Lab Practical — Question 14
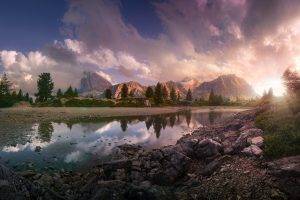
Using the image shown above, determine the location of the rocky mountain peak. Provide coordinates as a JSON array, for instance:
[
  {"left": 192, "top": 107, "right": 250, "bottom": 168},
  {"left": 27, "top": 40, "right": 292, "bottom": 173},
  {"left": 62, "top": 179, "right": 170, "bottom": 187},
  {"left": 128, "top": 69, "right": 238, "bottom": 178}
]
[{"left": 79, "top": 71, "right": 112, "bottom": 94}]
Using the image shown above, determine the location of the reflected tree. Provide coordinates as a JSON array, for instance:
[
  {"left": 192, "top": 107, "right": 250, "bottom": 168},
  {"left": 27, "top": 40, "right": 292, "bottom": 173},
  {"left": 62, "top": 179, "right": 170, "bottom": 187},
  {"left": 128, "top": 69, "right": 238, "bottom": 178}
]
[
  {"left": 162, "top": 117, "right": 167, "bottom": 129},
  {"left": 145, "top": 117, "right": 153, "bottom": 130},
  {"left": 153, "top": 117, "right": 163, "bottom": 138},
  {"left": 66, "top": 122, "right": 73, "bottom": 130},
  {"left": 185, "top": 111, "right": 192, "bottom": 127},
  {"left": 120, "top": 119, "right": 128, "bottom": 132},
  {"left": 38, "top": 122, "right": 54, "bottom": 142},
  {"left": 169, "top": 115, "right": 176, "bottom": 127}
]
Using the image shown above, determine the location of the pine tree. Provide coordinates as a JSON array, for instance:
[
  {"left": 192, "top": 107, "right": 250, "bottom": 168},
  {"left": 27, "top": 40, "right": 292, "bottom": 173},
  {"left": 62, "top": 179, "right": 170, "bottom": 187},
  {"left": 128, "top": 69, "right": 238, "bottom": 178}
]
[
  {"left": 56, "top": 89, "right": 63, "bottom": 98},
  {"left": 208, "top": 89, "right": 215, "bottom": 106},
  {"left": 145, "top": 86, "right": 154, "bottom": 98},
  {"left": 154, "top": 82, "right": 163, "bottom": 105},
  {"left": 267, "top": 88, "right": 273, "bottom": 98},
  {"left": 170, "top": 87, "right": 177, "bottom": 102},
  {"left": 121, "top": 84, "right": 128, "bottom": 99},
  {"left": 186, "top": 88, "right": 192, "bottom": 101},
  {"left": 162, "top": 86, "right": 168, "bottom": 100},
  {"left": 64, "top": 86, "right": 74, "bottom": 97},
  {"left": 35, "top": 73, "right": 54, "bottom": 102},
  {"left": 177, "top": 92, "right": 181, "bottom": 102},
  {"left": 11, "top": 91, "right": 17, "bottom": 100},
  {"left": 74, "top": 88, "right": 79, "bottom": 97},
  {"left": 0, "top": 73, "right": 11, "bottom": 96},
  {"left": 104, "top": 88, "right": 112, "bottom": 99},
  {"left": 25, "top": 93, "right": 30, "bottom": 101},
  {"left": 17, "top": 89, "right": 23, "bottom": 101}
]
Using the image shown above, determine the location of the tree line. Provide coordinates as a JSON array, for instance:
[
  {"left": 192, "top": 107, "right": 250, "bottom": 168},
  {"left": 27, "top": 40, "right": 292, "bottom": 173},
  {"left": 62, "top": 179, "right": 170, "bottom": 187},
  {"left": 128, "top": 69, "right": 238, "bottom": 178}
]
[
  {"left": 0, "top": 73, "right": 33, "bottom": 107},
  {"left": 104, "top": 82, "right": 194, "bottom": 105}
]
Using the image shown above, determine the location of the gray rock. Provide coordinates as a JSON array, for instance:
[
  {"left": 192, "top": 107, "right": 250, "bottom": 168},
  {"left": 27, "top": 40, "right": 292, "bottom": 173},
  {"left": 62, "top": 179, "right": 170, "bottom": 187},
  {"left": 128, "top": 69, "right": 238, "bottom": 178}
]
[
  {"left": 194, "top": 139, "right": 223, "bottom": 159},
  {"left": 241, "top": 145, "right": 263, "bottom": 157},
  {"left": 247, "top": 136, "right": 264, "bottom": 147},
  {"left": 233, "top": 128, "right": 263, "bottom": 151}
]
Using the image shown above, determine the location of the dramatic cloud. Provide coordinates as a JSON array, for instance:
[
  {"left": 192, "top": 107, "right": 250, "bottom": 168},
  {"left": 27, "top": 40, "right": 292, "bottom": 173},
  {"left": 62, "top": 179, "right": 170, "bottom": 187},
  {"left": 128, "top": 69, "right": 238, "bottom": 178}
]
[{"left": 1, "top": 0, "right": 300, "bottom": 95}]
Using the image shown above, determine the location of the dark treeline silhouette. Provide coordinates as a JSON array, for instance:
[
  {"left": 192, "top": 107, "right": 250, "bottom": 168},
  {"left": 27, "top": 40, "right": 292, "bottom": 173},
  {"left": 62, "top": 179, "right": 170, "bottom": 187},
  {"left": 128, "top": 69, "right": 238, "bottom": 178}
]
[{"left": 0, "top": 73, "right": 33, "bottom": 107}]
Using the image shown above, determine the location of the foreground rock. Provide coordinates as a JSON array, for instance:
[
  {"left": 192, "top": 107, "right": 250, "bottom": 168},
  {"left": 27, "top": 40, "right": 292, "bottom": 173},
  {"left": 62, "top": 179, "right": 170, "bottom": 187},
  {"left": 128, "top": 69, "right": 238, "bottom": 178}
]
[{"left": 0, "top": 164, "right": 64, "bottom": 200}]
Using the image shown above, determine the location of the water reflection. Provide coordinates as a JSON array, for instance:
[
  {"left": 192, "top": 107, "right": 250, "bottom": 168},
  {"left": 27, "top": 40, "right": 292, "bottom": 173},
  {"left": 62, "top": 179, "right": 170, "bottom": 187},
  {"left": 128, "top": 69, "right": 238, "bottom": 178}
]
[
  {"left": 0, "top": 109, "right": 239, "bottom": 172},
  {"left": 37, "top": 122, "right": 54, "bottom": 142}
]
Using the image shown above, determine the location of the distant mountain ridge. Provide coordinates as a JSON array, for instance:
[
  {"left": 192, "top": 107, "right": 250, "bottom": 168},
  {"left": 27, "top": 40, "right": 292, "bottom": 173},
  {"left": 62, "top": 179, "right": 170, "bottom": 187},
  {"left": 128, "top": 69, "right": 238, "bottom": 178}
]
[
  {"left": 79, "top": 72, "right": 256, "bottom": 99},
  {"left": 194, "top": 74, "right": 256, "bottom": 99}
]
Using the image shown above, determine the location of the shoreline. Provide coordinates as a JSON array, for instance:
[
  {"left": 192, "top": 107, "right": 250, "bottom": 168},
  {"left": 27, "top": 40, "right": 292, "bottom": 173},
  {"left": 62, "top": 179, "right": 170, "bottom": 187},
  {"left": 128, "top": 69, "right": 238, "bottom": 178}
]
[{"left": 0, "top": 106, "right": 249, "bottom": 124}]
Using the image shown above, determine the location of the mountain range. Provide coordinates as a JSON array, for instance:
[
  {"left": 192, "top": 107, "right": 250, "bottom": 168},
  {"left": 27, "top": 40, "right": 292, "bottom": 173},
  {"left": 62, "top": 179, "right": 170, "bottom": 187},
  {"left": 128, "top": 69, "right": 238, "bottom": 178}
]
[{"left": 79, "top": 72, "right": 256, "bottom": 99}]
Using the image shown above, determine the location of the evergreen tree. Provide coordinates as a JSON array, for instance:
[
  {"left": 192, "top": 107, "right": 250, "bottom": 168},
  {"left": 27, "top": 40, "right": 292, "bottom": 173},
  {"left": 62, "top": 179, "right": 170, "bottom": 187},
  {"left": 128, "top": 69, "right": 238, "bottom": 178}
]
[
  {"left": 170, "top": 87, "right": 177, "bottom": 102},
  {"left": 208, "top": 90, "right": 215, "bottom": 106},
  {"left": 145, "top": 86, "right": 154, "bottom": 98},
  {"left": 186, "top": 88, "right": 192, "bottom": 101},
  {"left": 17, "top": 89, "right": 23, "bottom": 101},
  {"left": 64, "top": 86, "right": 74, "bottom": 97},
  {"left": 74, "top": 88, "right": 79, "bottom": 97},
  {"left": 177, "top": 92, "right": 181, "bottom": 102},
  {"left": 154, "top": 82, "right": 163, "bottom": 105},
  {"left": 11, "top": 91, "right": 17, "bottom": 99},
  {"left": 56, "top": 89, "right": 63, "bottom": 98},
  {"left": 0, "top": 73, "right": 11, "bottom": 96},
  {"left": 162, "top": 86, "right": 168, "bottom": 100},
  {"left": 268, "top": 88, "right": 273, "bottom": 98},
  {"left": 104, "top": 88, "right": 112, "bottom": 99},
  {"left": 25, "top": 93, "right": 30, "bottom": 101},
  {"left": 35, "top": 73, "right": 54, "bottom": 102},
  {"left": 121, "top": 84, "right": 128, "bottom": 99}
]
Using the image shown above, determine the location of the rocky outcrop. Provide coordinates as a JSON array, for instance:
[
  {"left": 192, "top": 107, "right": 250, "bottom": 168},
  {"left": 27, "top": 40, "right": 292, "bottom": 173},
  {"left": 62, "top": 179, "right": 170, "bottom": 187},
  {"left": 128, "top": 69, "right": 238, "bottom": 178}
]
[{"left": 0, "top": 164, "right": 63, "bottom": 200}]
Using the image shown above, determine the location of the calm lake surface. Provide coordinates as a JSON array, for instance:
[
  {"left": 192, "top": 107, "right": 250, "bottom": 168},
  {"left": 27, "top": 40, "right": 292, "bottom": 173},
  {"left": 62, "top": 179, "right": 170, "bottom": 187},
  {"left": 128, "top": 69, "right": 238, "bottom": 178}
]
[{"left": 0, "top": 109, "right": 242, "bottom": 172}]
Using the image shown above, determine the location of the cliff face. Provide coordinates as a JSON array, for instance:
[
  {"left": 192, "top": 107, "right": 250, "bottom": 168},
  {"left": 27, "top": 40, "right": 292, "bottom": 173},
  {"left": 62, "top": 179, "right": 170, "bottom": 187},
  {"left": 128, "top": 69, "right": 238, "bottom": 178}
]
[
  {"left": 194, "top": 74, "right": 256, "bottom": 99},
  {"left": 111, "top": 81, "right": 147, "bottom": 99},
  {"left": 79, "top": 71, "right": 112, "bottom": 94}
]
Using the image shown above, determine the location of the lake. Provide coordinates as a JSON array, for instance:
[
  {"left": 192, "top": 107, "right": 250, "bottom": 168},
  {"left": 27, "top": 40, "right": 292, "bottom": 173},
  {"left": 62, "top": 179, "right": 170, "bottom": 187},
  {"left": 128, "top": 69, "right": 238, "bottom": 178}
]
[{"left": 0, "top": 109, "right": 241, "bottom": 172}]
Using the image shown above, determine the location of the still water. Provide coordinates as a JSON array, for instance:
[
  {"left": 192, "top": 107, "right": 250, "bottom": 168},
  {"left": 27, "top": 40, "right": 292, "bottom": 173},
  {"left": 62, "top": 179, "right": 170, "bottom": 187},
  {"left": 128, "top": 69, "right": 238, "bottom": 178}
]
[{"left": 0, "top": 109, "right": 240, "bottom": 172}]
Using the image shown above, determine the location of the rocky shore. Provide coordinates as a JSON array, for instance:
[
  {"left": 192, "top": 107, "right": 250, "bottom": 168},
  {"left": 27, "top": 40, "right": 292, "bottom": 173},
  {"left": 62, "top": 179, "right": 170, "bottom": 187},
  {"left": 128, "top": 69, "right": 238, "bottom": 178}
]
[{"left": 1, "top": 108, "right": 299, "bottom": 200}]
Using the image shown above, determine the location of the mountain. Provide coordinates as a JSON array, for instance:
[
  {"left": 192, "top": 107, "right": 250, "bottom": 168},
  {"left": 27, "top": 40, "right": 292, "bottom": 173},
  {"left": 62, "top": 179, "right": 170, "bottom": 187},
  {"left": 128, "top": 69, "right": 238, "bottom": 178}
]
[
  {"left": 111, "top": 81, "right": 147, "bottom": 99},
  {"left": 179, "top": 77, "right": 200, "bottom": 91},
  {"left": 79, "top": 72, "right": 112, "bottom": 95},
  {"left": 194, "top": 74, "right": 256, "bottom": 99}
]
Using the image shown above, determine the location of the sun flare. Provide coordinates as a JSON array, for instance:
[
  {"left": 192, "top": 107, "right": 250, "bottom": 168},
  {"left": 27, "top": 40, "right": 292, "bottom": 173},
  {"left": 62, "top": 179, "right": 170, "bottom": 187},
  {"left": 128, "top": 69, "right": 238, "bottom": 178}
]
[{"left": 255, "top": 77, "right": 286, "bottom": 97}]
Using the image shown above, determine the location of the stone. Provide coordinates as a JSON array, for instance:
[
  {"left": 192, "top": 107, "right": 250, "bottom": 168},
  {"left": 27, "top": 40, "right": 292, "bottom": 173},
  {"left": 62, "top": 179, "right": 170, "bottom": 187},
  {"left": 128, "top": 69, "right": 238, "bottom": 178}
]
[
  {"left": 233, "top": 128, "right": 263, "bottom": 151},
  {"left": 202, "top": 159, "right": 221, "bottom": 176},
  {"left": 194, "top": 139, "right": 223, "bottom": 159},
  {"left": 34, "top": 146, "right": 42, "bottom": 152},
  {"left": 241, "top": 145, "right": 263, "bottom": 157},
  {"left": 247, "top": 136, "right": 264, "bottom": 147}
]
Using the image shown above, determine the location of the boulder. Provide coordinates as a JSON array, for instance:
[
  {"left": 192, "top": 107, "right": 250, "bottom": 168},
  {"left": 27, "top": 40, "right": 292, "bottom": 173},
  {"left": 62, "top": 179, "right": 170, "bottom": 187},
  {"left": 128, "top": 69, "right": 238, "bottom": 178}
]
[
  {"left": 0, "top": 164, "right": 63, "bottom": 200},
  {"left": 194, "top": 139, "right": 223, "bottom": 160},
  {"left": 233, "top": 128, "right": 263, "bottom": 151},
  {"left": 247, "top": 136, "right": 264, "bottom": 148},
  {"left": 241, "top": 145, "right": 263, "bottom": 157}
]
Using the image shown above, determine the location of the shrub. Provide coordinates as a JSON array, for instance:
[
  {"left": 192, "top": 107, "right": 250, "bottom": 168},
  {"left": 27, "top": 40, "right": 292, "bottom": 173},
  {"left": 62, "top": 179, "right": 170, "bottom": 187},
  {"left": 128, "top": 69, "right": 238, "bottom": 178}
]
[
  {"left": 65, "top": 98, "right": 115, "bottom": 107},
  {"left": 255, "top": 109, "right": 300, "bottom": 158}
]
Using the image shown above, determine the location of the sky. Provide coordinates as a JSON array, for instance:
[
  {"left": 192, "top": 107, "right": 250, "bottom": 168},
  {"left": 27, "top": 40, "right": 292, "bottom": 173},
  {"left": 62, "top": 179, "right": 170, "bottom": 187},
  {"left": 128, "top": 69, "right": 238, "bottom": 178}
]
[{"left": 1, "top": 0, "right": 300, "bottom": 96}]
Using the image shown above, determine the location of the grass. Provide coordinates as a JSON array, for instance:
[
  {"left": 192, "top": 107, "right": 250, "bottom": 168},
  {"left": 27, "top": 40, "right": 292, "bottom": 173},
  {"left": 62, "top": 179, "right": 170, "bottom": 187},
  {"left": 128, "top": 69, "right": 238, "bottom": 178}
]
[{"left": 255, "top": 102, "right": 300, "bottom": 158}]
